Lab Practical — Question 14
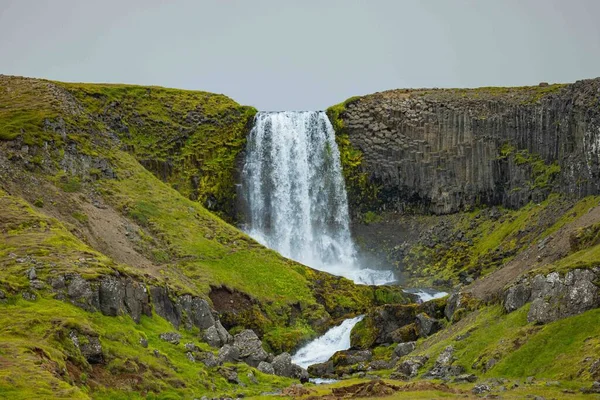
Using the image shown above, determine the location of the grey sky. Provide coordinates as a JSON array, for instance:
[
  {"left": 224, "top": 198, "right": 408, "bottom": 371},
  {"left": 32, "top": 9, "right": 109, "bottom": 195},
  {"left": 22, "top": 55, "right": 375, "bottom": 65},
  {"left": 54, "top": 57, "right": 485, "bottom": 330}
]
[{"left": 1, "top": 0, "right": 599, "bottom": 110}]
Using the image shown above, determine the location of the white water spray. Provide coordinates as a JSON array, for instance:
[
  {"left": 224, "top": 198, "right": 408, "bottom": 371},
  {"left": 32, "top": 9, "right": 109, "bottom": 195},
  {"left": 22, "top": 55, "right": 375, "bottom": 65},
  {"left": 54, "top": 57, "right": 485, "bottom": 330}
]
[
  {"left": 292, "top": 315, "right": 364, "bottom": 369},
  {"left": 241, "top": 111, "right": 393, "bottom": 285}
]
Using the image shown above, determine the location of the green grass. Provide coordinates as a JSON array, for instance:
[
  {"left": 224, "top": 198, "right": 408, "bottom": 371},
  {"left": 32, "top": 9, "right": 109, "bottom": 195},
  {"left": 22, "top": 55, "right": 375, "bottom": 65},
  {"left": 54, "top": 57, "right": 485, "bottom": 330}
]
[
  {"left": 0, "top": 189, "right": 114, "bottom": 291},
  {"left": 0, "top": 296, "right": 295, "bottom": 400},
  {"left": 59, "top": 81, "right": 257, "bottom": 221},
  {"left": 0, "top": 76, "right": 62, "bottom": 145},
  {"left": 415, "top": 305, "right": 600, "bottom": 382},
  {"left": 100, "top": 150, "right": 315, "bottom": 304}
]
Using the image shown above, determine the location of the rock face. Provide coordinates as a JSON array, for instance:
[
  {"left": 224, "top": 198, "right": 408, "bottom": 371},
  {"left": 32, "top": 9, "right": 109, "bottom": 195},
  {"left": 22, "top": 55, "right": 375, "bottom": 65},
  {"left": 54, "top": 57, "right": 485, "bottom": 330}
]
[
  {"left": 50, "top": 273, "right": 232, "bottom": 342},
  {"left": 503, "top": 268, "right": 600, "bottom": 323},
  {"left": 334, "top": 79, "right": 600, "bottom": 215}
]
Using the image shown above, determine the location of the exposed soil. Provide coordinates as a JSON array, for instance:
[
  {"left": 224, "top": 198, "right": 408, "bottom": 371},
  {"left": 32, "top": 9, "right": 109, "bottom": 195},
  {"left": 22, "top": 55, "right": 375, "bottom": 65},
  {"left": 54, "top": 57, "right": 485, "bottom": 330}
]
[
  {"left": 468, "top": 201, "right": 600, "bottom": 301},
  {"left": 78, "top": 200, "right": 155, "bottom": 271},
  {"left": 209, "top": 285, "right": 255, "bottom": 313}
]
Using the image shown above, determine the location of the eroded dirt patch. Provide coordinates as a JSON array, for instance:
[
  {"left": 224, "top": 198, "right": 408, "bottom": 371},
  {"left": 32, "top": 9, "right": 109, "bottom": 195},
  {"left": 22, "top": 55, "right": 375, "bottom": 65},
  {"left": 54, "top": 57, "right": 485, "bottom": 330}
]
[{"left": 209, "top": 285, "right": 254, "bottom": 313}]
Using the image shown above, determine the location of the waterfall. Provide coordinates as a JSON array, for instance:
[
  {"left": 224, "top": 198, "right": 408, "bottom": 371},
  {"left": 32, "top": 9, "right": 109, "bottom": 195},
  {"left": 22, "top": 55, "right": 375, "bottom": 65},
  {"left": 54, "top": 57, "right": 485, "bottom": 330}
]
[
  {"left": 292, "top": 315, "right": 364, "bottom": 369},
  {"left": 241, "top": 111, "right": 394, "bottom": 285}
]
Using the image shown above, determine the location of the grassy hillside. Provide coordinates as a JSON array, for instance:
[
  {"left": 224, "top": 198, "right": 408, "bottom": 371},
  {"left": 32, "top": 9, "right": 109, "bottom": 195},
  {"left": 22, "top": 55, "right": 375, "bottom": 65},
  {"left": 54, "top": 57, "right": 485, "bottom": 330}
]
[{"left": 0, "top": 75, "right": 413, "bottom": 398}]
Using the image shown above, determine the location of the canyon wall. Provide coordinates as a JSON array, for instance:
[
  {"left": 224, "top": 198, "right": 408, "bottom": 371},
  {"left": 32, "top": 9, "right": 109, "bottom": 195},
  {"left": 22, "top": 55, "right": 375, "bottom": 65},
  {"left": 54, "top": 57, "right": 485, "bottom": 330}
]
[{"left": 333, "top": 79, "right": 600, "bottom": 215}]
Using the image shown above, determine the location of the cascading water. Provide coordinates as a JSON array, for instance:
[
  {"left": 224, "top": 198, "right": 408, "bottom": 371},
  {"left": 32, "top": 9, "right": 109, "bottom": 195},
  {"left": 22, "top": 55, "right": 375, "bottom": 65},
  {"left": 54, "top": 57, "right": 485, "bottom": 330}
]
[
  {"left": 241, "top": 111, "right": 393, "bottom": 285},
  {"left": 292, "top": 315, "right": 364, "bottom": 369}
]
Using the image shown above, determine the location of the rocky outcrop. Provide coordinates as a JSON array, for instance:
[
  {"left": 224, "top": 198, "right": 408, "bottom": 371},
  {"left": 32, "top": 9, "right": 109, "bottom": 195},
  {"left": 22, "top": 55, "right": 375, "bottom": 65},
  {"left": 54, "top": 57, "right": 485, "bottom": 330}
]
[
  {"left": 503, "top": 268, "right": 600, "bottom": 323},
  {"left": 50, "top": 273, "right": 235, "bottom": 347},
  {"left": 333, "top": 79, "right": 600, "bottom": 216},
  {"left": 423, "top": 346, "right": 465, "bottom": 380},
  {"left": 351, "top": 299, "right": 446, "bottom": 348},
  {"left": 393, "top": 356, "right": 429, "bottom": 379},
  {"left": 69, "top": 330, "right": 103, "bottom": 364},
  {"left": 216, "top": 331, "right": 308, "bottom": 381}
]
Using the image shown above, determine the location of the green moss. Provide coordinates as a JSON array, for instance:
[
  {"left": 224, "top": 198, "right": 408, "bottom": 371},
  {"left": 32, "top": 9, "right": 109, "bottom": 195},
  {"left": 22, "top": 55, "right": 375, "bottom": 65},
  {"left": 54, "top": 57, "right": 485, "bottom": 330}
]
[
  {"left": 350, "top": 318, "right": 378, "bottom": 349},
  {"left": 0, "top": 296, "right": 296, "bottom": 399},
  {"left": 59, "top": 81, "right": 257, "bottom": 222},
  {"left": 71, "top": 211, "right": 88, "bottom": 223},
  {"left": 60, "top": 177, "right": 82, "bottom": 193},
  {"left": 326, "top": 97, "right": 380, "bottom": 216},
  {"left": 0, "top": 76, "right": 62, "bottom": 144}
]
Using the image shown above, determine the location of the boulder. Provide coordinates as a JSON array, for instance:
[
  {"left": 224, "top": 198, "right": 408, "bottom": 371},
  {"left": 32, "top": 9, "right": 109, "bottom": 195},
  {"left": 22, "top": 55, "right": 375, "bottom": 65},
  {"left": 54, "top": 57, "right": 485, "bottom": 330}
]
[
  {"left": 257, "top": 361, "right": 275, "bottom": 375},
  {"left": 527, "top": 269, "right": 600, "bottom": 324},
  {"left": 444, "top": 293, "right": 460, "bottom": 321},
  {"left": 394, "top": 341, "right": 416, "bottom": 358},
  {"left": 415, "top": 313, "right": 441, "bottom": 337},
  {"left": 150, "top": 286, "right": 181, "bottom": 328},
  {"left": 395, "top": 356, "right": 429, "bottom": 378},
  {"left": 233, "top": 329, "right": 269, "bottom": 367},
  {"left": 271, "top": 352, "right": 309, "bottom": 381},
  {"left": 204, "top": 320, "right": 232, "bottom": 348},
  {"left": 423, "top": 346, "right": 464, "bottom": 379},
  {"left": 333, "top": 349, "right": 373, "bottom": 366},
  {"left": 217, "top": 344, "right": 240, "bottom": 364},
  {"left": 308, "top": 361, "right": 334, "bottom": 377},
  {"left": 26, "top": 267, "right": 37, "bottom": 280},
  {"left": 177, "top": 295, "right": 215, "bottom": 330},
  {"left": 67, "top": 274, "right": 99, "bottom": 311},
  {"left": 198, "top": 352, "right": 219, "bottom": 368},
  {"left": 472, "top": 384, "right": 491, "bottom": 394},
  {"left": 159, "top": 332, "right": 182, "bottom": 345}
]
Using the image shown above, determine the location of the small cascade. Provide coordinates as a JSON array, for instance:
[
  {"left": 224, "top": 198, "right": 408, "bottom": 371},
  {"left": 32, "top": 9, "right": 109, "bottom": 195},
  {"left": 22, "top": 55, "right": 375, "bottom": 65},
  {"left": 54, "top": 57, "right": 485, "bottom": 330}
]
[
  {"left": 292, "top": 315, "right": 364, "bottom": 369},
  {"left": 404, "top": 288, "right": 448, "bottom": 303},
  {"left": 241, "top": 111, "right": 393, "bottom": 285}
]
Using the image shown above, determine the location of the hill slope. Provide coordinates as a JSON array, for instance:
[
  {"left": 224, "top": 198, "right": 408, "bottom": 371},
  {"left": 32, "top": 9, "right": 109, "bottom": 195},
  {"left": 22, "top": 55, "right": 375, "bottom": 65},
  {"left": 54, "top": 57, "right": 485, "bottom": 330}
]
[{"left": 0, "top": 75, "right": 410, "bottom": 399}]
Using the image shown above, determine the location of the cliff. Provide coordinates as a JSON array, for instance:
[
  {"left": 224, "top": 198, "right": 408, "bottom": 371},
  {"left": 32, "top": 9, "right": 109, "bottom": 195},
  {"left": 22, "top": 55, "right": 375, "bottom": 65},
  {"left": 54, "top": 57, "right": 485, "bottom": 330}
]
[{"left": 330, "top": 79, "right": 600, "bottom": 215}]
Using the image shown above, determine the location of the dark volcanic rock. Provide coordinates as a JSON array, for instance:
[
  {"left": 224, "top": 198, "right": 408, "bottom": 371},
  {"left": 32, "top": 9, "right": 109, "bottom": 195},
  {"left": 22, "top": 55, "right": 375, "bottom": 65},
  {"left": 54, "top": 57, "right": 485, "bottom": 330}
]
[
  {"left": 271, "top": 352, "right": 309, "bottom": 381},
  {"left": 257, "top": 361, "right": 275, "bottom": 374},
  {"left": 336, "top": 79, "right": 600, "bottom": 215},
  {"left": 308, "top": 360, "right": 334, "bottom": 377},
  {"left": 394, "top": 341, "right": 416, "bottom": 358},
  {"left": 415, "top": 313, "right": 441, "bottom": 337},
  {"left": 150, "top": 286, "right": 181, "bottom": 328},
  {"left": 333, "top": 349, "right": 373, "bottom": 366},
  {"left": 217, "top": 344, "right": 240, "bottom": 364},
  {"left": 504, "top": 281, "right": 532, "bottom": 312}
]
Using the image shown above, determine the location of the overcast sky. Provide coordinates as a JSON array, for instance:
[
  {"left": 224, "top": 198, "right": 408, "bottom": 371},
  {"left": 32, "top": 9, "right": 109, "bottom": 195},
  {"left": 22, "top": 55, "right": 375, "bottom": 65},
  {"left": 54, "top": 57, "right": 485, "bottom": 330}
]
[{"left": 1, "top": 0, "right": 599, "bottom": 110}]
